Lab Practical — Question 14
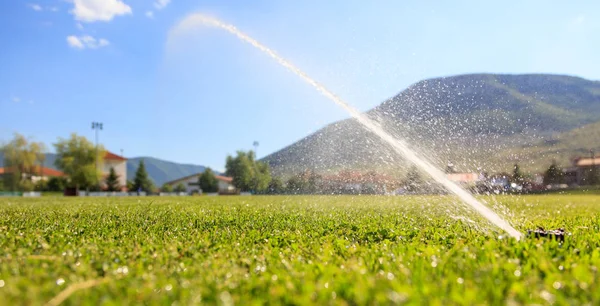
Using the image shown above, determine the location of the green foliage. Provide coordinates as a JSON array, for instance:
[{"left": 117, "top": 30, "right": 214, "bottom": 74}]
[
  {"left": 2, "top": 195, "right": 600, "bottom": 304},
  {"left": 46, "top": 177, "right": 67, "bottom": 192},
  {"left": 126, "top": 180, "right": 134, "bottom": 191},
  {"left": 54, "top": 133, "right": 103, "bottom": 190},
  {"left": 267, "top": 177, "right": 284, "bottom": 194},
  {"left": 0, "top": 178, "right": 3, "bottom": 191},
  {"left": 105, "top": 167, "right": 121, "bottom": 192},
  {"left": 161, "top": 183, "right": 173, "bottom": 193},
  {"left": 543, "top": 161, "right": 564, "bottom": 185},
  {"left": 198, "top": 168, "right": 219, "bottom": 193},
  {"left": 174, "top": 183, "right": 186, "bottom": 193},
  {"left": 2, "top": 133, "right": 46, "bottom": 191},
  {"left": 286, "top": 174, "right": 308, "bottom": 194},
  {"left": 225, "top": 151, "right": 271, "bottom": 192},
  {"left": 132, "top": 160, "right": 154, "bottom": 193}
]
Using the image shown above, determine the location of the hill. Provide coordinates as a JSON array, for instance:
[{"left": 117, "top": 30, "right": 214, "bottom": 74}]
[
  {"left": 262, "top": 73, "right": 600, "bottom": 176},
  {"left": 126, "top": 157, "right": 209, "bottom": 186},
  {"left": 0, "top": 153, "right": 209, "bottom": 186}
]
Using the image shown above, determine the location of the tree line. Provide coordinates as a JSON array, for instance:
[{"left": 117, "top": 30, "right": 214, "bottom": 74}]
[{"left": 0, "top": 133, "right": 155, "bottom": 193}]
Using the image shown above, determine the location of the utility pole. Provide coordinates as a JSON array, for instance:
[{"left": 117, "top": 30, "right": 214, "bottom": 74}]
[{"left": 92, "top": 122, "right": 103, "bottom": 173}]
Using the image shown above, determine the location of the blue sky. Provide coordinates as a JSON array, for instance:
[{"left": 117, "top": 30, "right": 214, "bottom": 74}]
[{"left": 1, "top": 0, "right": 599, "bottom": 171}]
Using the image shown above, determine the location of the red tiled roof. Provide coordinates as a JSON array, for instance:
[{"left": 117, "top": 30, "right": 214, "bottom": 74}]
[
  {"left": 0, "top": 166, "right": 65, "bottom": 177},
  {"left": 215, "top": 175, "right": 233, "bottom": 183},
  {"left": 104, "top": 151, "right": 127, "bottom": 161}
]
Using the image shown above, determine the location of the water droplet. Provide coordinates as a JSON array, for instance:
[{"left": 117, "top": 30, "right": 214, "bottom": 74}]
[
  {"left": 457, "top": 277, "right": 464, "bottom": 284},
  {"left": 431, "top": 261, "right": 438, "bottom": 268},
  {"left": 271, "top": 275, "right": 278, "bottom": 281},
  {"left": 56, "top": 278, "right": 65, "bottom": 286},
  {"left": 0, "top": 280, "right": 5, "bottom": 288},
  {"left": 165, "top": 284, "right": 173, "bottom": 291},
  {"left": 559, "top": 265, "right": 564, "bottom": 271},
  {"left": 324, "top": 282, "right": 329, "bottom": 288},
  {"left": 387, "top": 272, "right": 395, "bottom": 280},
  {"left": 553, "top": 282, "right": 562, "bottom": 289},
  {"left": 514, "top": 270, "right": 521, "bottom": 277}
]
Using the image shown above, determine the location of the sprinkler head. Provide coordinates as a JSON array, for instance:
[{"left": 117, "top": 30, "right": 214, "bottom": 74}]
[{"left": 527, "top": 227, "right": 566, "bottom": 242}]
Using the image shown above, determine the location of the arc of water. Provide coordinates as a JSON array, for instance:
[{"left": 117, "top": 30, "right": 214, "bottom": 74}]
[{"left": 171, "top": 14, "right": 522, "bottom": 240}]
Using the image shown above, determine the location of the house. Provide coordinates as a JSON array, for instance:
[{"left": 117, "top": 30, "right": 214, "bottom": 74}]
[
  {"left": 164, "top": 172, "right": 235, "bottom": 194},
  {"left": 565, "top": 156, "right": 600, "bottom": 185},
  {"left": 446, "top": 172, "right": 481, "bottom": 185},
  {"left": 102, "top": 151, "right": 127, "bottom": 190},
  {"left": 0, "top": 166, "right": 65, "bottom": 182}
]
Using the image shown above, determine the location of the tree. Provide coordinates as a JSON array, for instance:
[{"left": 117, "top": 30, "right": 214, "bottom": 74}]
[
  {"left": 199, "top": 168, "right": 219, "bottom": 193},
  {"left": 543, "top": 161, "right": 564, "bottom": 185},
  {"left": 2, "top": 133, "right": 46, "bottom": 191},
  {"left": 126, "top": 180, "right": 134, "bottom": 191},
  {"left": 267, "top": 177, "right": 284, "bottom": 194},
  {"left": 225, "top": 151, "right": 271, "bottom": 192},
  {"left": 105, "top": 167, "right": 121, "bottom": 191},
  {"left": 161, "top": 184, "right": 173, "bottom": 193},
  {"left": 132, "top": 160, "right": 154, "bottom": 193},
  {"left": 286, "top": 174, "right": 308, "bottom": 194},
  {"left": 174, "top": 183, "right": 186, "bottom": 193},
  {"left": 512, "top": 164, "right": 524, "bottom": 184},
  {"left": 54, "top": 133, "right": 103, "bottom": 190}
]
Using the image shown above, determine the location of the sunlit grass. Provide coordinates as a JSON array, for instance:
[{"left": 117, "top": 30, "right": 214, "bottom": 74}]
[{"left": 1, "top": 195, "right": 599, "bottom": 304}]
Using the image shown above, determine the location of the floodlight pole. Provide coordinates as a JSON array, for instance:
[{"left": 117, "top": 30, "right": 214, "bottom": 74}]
[{"left": 92, "top": 122, "right": 103, "bottom": 173}]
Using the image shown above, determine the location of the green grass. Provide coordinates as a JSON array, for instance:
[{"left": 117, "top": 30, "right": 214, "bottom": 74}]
[{"left": 1, "top": 195, "right": 600, "bottom": 305}]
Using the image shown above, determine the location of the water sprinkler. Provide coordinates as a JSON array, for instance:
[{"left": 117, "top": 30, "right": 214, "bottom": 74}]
[{"left": 527, "top": 227, "right": 566, "bottom": 242}]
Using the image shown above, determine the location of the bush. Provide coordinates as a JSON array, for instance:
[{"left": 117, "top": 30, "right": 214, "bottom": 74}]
[
  {"left": 46, "top": 177, "right": 67, "bottom": 192},
  {"left": 161, "top": 184, "right": 173, "bottom": 193}
]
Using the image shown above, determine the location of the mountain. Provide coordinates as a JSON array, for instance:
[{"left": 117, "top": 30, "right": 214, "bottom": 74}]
[
  {"left": 126, "top": 157, "right": 209, "bottom": 186},
  {"left": 262, "top": 74, "right": 600, "bottom": 176},
  {"left": 0, "top": 153, "right": 209, "bottom": 186}
]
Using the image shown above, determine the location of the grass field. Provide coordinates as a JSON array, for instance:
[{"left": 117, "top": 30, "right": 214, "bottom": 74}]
[{"left": 1, "top": 195, "right": 600, "bottom": 305}]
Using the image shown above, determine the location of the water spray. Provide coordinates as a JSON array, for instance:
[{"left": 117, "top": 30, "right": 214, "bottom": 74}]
[{"left": 169, "top": 14, "right": 523, "bottom": 240}]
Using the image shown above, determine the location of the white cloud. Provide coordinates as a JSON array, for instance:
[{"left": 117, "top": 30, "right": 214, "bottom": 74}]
[
  {"left": 28, "top": 3, "right": 43, "bottom": 11},
  {"left": 67, "top": 35, "right": 110, "bottom": 50},
  {"left": 154, "top": 0, "right": 171, "bottom": 10},
  {"left": 67, "top": 36, "right": 85, "bottom": 49},
  {"left": 48, "top": 7, "right": 59, "bottom": 12},
  {"left": 76, "top": 23, "right": 84, "bottom": 30},
  {"left": 145, "top": 11, "right": 154, "bottom": 19},
  {"left": 11, "top": 96, "right": 21, "bottom": 103},
  {"left": 71, "top": 0, "right": 132, "bottom": 23}
]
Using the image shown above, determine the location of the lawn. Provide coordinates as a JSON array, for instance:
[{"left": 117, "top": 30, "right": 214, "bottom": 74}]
[{"left": 1, "top": 195, "right": 599, "bottom": 305}]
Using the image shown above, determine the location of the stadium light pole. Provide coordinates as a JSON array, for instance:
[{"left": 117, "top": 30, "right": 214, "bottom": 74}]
[{"left": 92, "top": 122, "right": 103, "bottom": 173}]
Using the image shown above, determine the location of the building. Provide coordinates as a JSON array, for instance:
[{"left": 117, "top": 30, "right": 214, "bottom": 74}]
[
  {"left": 446, "top": 172, "right": 481, "bottom": 185},
  {"left": 564, "top": 156, "right": 600, "bottom": 186},
  {"left": 102, "top": 151, "right": 127, "bottom": 190},
  {"left": 164, "top": 173, "right": 235, "bottom": 194},
  {"left": 0, "top": 166, "right": 65, "bottom": 183}
]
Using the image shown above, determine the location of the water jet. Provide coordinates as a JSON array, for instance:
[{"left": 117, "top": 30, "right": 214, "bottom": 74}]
[{"left": 168, "top": 14, "right": 523, "bottom": 240}]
